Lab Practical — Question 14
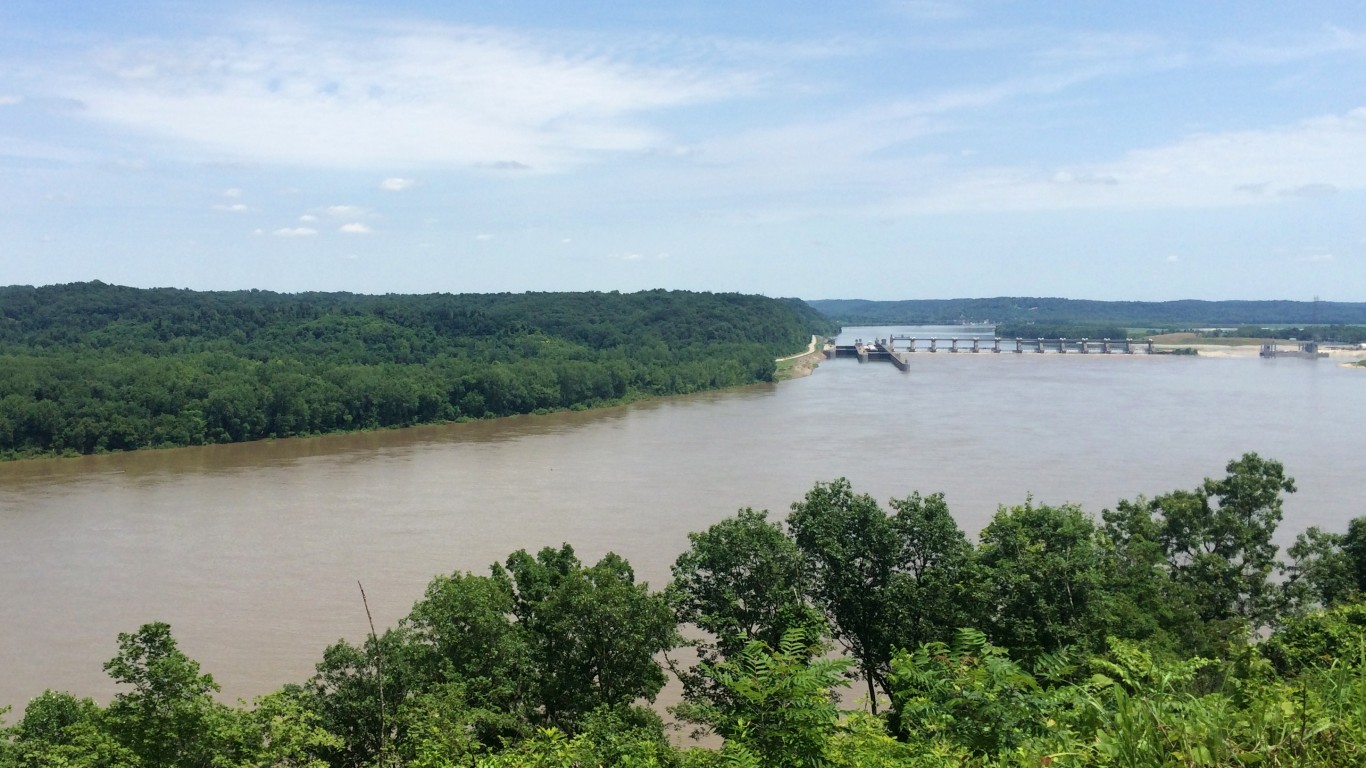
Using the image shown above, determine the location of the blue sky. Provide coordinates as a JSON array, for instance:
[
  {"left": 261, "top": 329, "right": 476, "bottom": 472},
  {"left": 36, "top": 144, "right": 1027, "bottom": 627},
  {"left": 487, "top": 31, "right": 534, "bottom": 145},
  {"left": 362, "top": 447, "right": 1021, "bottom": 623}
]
[{"left": 2, "top": 1, "right": 1364, "bottom": 300}]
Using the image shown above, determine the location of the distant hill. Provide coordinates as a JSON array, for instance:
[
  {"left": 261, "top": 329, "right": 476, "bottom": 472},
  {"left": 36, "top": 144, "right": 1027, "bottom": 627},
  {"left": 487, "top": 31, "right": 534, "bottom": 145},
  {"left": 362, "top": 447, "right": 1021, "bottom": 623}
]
[{"left": 806, "top": 298, "right": 1366, "bottom": 327}]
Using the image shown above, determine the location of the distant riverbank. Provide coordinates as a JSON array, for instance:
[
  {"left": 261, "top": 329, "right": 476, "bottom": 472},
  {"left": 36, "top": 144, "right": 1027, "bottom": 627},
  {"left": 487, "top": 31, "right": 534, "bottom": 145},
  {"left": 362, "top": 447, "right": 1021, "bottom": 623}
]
[{"left": 1149, "top": 333, "right": 1366, "bottom": 361}]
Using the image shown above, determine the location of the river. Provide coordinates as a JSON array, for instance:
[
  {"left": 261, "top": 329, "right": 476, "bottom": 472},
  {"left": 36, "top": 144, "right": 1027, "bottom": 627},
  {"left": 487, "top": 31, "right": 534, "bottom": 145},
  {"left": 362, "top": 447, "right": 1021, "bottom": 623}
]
[{"left": 2, "top": 326, "right": 1363, "bottom": 710}]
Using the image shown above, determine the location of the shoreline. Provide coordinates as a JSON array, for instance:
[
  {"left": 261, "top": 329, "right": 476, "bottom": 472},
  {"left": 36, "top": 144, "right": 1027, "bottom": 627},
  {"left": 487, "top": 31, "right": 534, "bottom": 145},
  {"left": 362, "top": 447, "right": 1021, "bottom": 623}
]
[
  {"left": 1156, "top": 343, "right": 1366, "bottom": 362},
  {"left": 775, "top": 335, "right": 827, "bottom": 380}
]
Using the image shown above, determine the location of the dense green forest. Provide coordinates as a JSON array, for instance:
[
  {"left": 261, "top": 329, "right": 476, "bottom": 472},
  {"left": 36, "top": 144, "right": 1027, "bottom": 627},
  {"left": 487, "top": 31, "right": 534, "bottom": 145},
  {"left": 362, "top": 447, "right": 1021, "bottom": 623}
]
[
  {"left": 0, "top": 282, "right": 834, "bottom": 459},
  {"left": 810, "top": 297, "right": 1366, "bottom": 327},
  {"left": 5, "top": 454, "right": 1364, "bottom": 767},
  {"left": 1210, "top": 325, "right": 1366, "bottom": 344}
]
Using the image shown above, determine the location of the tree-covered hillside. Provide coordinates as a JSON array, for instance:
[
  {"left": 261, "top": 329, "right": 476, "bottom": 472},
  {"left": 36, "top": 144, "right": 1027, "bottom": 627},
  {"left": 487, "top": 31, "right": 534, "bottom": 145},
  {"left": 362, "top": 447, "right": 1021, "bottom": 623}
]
[
  {"left": 809, "top": 297, "right": 1366, "bottom": 326},
  {"left": 0, "top": 282, "right": 834, "bottom": 459}
]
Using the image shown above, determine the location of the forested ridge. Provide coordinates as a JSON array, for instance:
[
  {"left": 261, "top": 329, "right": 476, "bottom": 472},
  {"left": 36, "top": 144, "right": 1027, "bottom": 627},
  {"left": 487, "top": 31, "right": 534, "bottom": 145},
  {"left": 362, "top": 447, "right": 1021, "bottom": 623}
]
[
  {"left": 0, "top": 282, "right": 834, "bottom": 459},
  {"left": 4, "top": 454, "right": 1365, "bottom": 767},
  {"left": 810, "top": 297, "right": 1366, "bottom": 326}
]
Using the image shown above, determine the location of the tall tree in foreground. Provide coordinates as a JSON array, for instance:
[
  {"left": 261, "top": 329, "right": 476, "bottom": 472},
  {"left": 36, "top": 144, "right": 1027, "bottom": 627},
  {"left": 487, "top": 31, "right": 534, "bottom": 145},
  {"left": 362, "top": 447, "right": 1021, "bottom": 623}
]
[
  {"left": 102, "top": 622, "right": 229, "bottom": 768},
  {"left": 668, "top": 507, "right": 826, "bottom": 709},
  {"left": 787, "top": 479, "right": 902, "bottom": 712},
  {"left": 1104, "top": 452, "right": 1296, "bottom": 655},
  {"left": 885, "top": 491, "right": 975, "bottom": 658},
  {"left": 975, "top": 500, "right": 1112, "bottom": 665}
]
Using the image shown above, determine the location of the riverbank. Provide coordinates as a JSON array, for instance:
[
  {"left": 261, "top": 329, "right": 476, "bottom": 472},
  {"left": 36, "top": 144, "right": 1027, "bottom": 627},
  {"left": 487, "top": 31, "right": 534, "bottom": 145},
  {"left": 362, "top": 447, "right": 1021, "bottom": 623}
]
[
  {"left": 1149, "top": 333, "right": 1366, "bottom": 362},
  {"left": 775, "top": 336, "right": 826, "bottom": 380}
]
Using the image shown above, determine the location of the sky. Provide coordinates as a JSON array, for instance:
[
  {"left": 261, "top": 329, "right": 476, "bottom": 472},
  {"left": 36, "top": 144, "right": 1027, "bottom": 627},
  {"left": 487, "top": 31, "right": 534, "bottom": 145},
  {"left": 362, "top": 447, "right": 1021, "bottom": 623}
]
[{"left": 2, "top": 1, "right": 1365, "bottom": 301}]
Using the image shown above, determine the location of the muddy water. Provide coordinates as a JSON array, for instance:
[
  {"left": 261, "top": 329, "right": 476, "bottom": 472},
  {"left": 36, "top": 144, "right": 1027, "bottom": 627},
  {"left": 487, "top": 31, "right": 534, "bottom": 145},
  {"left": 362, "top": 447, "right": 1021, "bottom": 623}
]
[{"left": 2, "top": 336, "right": 1364, "bottom": 709}]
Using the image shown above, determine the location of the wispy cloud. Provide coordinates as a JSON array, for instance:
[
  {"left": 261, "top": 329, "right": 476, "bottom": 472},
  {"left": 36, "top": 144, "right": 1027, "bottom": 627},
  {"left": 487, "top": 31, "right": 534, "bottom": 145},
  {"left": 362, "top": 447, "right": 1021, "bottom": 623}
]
[
  {"left": 885, "top": 107, "right": 1366, "bottom": 214},
  {"left": 273, "top": 226, "right": 317, "bottom": 236},
  {"left": 379, "top": 177, "right": 415, "bottom": 191},
  {"left": 1213, "top": 25, "right": 1366, "bottom": 65},
  {"left": 55, "top": 21, "right": 750, "bottom": 170},
  {"left": 213, "top": 203, "right": 250, "bottom": 212},
  {"left": 339, "top": 222, "right": 371, "bottom": 234}
]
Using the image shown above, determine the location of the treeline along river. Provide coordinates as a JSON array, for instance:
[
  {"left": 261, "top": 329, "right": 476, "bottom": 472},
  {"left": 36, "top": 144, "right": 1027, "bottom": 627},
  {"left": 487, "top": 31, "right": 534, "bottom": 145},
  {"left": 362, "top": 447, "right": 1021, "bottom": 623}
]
[{"left": 1, "top": 326, "right": 1364, "bottom": 710}]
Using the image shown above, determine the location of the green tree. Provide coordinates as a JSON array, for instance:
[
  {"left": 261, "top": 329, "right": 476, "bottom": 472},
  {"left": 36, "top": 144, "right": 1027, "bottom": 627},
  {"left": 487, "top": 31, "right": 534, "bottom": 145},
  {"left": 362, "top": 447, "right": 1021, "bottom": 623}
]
[
  {"left": 668, "top": 507, "right": 824, "bottom": 664},
  {"left": 884, "top": 492, "right": 975, "bottom": 660},
  {"left": 497, "top": 545, "right": 679, "bottom": 730},
  {"left": 787, "top": 480, "right": 902, "bottom": 712},
  {"left": 102, "top": 622, "right": 230, "bottom": 768},
  {"left": 1284, "top": 516, "right": 1366, "bottom": 612},
  {"left": 1103, "top": 453, "right": 1296, "bottom": 652},
  {"left": 1262, "top": 602, "right": 1366, "bottom": 675},
  {"left": 3, "top": 691, "right": 136, "bottom": 768},
  {"left": 976, "top": 500, "right": 1111, "bottom": 665},
  {"left": 220, "top": 689, "right": 343, "bottom": 768}
]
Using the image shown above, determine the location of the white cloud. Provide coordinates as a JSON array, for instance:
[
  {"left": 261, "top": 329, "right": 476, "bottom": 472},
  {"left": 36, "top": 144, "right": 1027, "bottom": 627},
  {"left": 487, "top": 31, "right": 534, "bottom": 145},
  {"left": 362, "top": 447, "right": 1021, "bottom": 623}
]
[
  {"left": 1214, "top": 26, "right": 1366, "bottom": 65},
  {"left": 885, "top": 107, "right": 1366, "bottom": 214},
  {"left": 274, "top": 227, "right": 317, "bottom": 236},
  {"left": 213, "top": 203, "right": 250, "bottom": 212},
  {"left": 0, "top": 95, "right": 21, "bottom": 106},
  {"left": 299, "top": 214, "right": 318, "bottom": 223},
  {"left": 339, "top": 222, "right": 372, "bottom": 234},
  {"left": 223, "top": 187, "right": 242, "bottom": 198},
  {"left": 59, "top": 23, "right": 749, "bottom": 170},
  {"left": 327, "top": 205, "right": 366, "bottom": 217},
  {"left": 379, "top": 177, "right": 415, "bottom": 191},
  {"left": 1297, "top": 253, "right": 1334, "bottom": 263},
  {"left": 474, "top": 233, "right": 495, "bottom": 241},
  {"left": 1165, "top": 254, "right": 1180, "bottom": 263}
]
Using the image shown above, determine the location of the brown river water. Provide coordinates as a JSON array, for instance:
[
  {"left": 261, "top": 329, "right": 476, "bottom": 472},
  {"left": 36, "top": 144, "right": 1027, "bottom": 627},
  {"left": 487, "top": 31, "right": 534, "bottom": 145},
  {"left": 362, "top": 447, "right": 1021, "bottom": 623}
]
[{"left": 2, "top": 327, "right": 1364, "bottom": 710}]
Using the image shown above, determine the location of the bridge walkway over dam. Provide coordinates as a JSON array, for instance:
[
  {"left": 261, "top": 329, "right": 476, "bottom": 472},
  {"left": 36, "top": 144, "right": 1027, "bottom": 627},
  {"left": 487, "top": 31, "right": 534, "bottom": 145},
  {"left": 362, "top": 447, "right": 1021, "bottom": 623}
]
[{"left": 827, "top": 336, "right": 1157, "bottom": 370}]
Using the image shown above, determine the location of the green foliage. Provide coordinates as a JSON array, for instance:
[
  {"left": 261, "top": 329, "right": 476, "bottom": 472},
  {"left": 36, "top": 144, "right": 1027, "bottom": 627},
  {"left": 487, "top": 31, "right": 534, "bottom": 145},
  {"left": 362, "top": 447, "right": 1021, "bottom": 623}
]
[
  {"left": 1103, "top": 453, "right": 1296, "bottom": 656},
  {"left": 670, "top": 508, "right": 823, "bottom": 657},
  {"left": 102, "top": 622, "right": 230, "bottom": 768},
  {"left": 307, "top": 544, "right": 676, "bottom": 767},
  {"left": 0, "top": 283, "right": 831, "bottom": 458},
  {"left": 1218, "top": 324, "right": 1366, "bottom": 344},
  {"left": 2, "top": 691, "right": 137, "bottom": 768},
  {"left": 975, "top": 500, "right": 1112, "bottom": 665},
  {"left": 1263, "top": 603, "right": 1366, "bottom": 676},
  {"left": 884, "top": 492, "right": 975, "bottom": 662},
  {"left": 221, "top": 689, "right": 344, "bottom": 768},
  {"left": 7, "top": 461, "right": 1366, "bottom": 768},
  {"left": 888, "top": 628, "right": 1052, "bottom": 756},
  {"left": 496, "top": 546, "right": 679, "bottom": 729},
  {"left": 668, "top": 507, "right": 827, "bottom": 712},
  {"left": 1284, "top": 517, "right": 1366, "bottom": 612},
  {"left": 680, "top": 629, "right": 853, "bottom": 768},
  {"left": 786, "top": 480, "right": 905, "bottom": 710}
]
